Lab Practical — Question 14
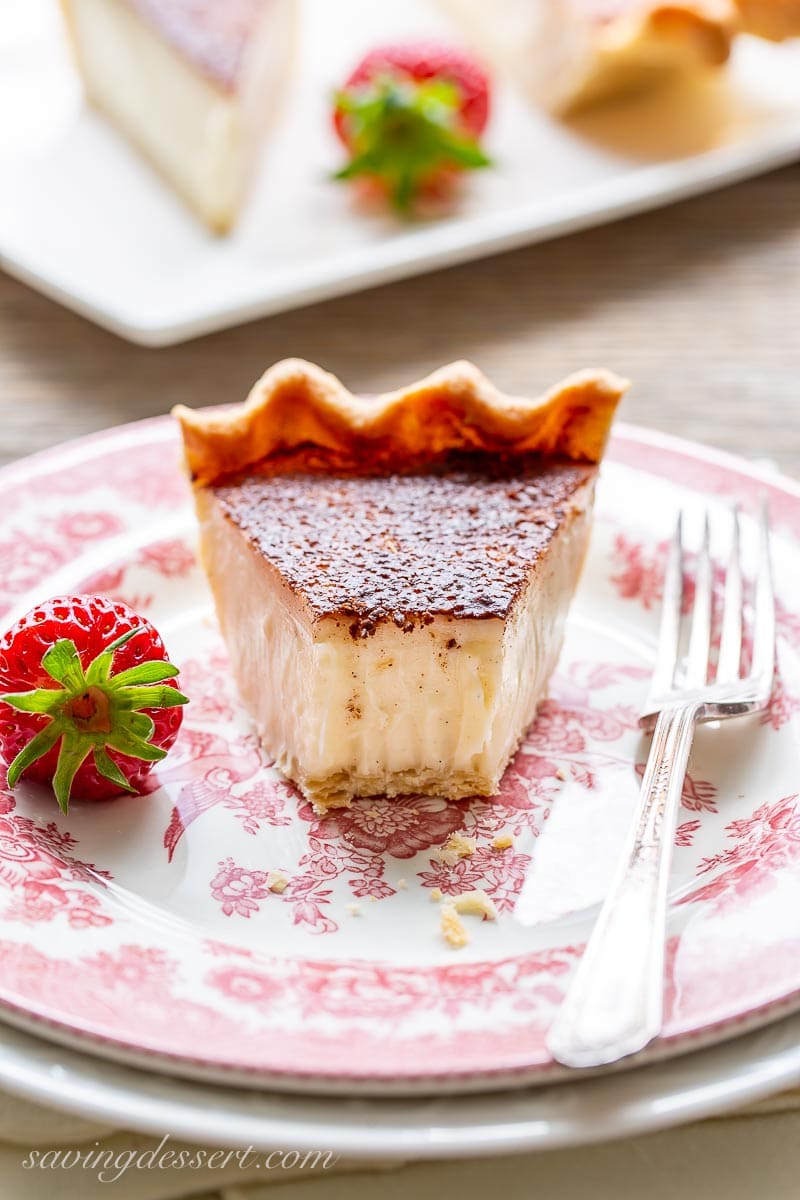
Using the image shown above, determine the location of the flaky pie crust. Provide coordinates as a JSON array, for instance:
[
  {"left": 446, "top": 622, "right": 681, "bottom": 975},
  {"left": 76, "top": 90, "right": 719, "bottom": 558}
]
[
  {"left": 732, "top": 0, "right": 800, "bottom": 38},
  {"left": 604, "top": 1, "right": 736, "bottom": 66},
  {"left": 173, "top": 358, "right": 628, "bottom": 486}
]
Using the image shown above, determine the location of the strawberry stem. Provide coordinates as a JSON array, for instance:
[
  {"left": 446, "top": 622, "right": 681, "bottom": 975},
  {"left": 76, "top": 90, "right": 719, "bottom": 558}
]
[
  {"left": 6, "top": 723, "right": 62, "bottom": 789},
  {"left": 335, "top": 76, "right": 490, "bottom": 210},
  {"left": 93, "top": 746, "right": 137, "bottom": 793},
  {"left": 1, "top": 625, "right": 188, "bottom": 811},
  {"left": 52, "top": 733, "right": 91, "bottom": 815}
]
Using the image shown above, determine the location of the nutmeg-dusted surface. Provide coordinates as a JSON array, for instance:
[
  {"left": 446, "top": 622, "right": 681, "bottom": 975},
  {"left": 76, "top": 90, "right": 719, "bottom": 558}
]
[
  {"left": 173, "top": 359, "right": 627, "bottom": 486},
  {"left": 211, "top": 456, "right": 595, "bottom": 633},
  {"left": 123, "top": 0, "right": 268, "bottom": 89}
]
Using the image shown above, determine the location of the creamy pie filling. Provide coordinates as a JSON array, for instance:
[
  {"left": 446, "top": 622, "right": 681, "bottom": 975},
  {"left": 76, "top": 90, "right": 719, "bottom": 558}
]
[{"left": 195, "top": 463, "right": 594, "bottom": 810}]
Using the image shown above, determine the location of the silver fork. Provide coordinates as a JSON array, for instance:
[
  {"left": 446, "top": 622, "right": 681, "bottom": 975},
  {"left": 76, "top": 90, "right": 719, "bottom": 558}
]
[{"left": 546, "top": 504, "right": 775, "bottom": 1069}]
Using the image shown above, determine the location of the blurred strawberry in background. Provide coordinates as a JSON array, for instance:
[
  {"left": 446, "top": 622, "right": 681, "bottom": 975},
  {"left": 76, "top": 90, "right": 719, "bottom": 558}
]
[{"left": 333, "top": 40, "right": 492, "bottom": 211}]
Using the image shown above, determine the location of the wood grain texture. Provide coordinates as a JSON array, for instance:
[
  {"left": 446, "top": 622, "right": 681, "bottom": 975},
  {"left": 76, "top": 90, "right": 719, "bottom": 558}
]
[{"left": 1, "top": 165, "right": 799, "bottom": 476}]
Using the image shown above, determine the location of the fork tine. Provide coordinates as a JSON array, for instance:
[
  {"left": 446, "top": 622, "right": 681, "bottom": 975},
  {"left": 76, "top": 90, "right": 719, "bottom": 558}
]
[
  {"left": 684, "top": 512, "right": 713, "bottom": 688},
  {"left": 649, "top": 512, "right": 684, "bottom": 697},
  {"left": 717, "top": 507, "right": 743, "bottom": 683},
  {"left": 749, "top": 500, "right": 775, "bottom": 693}
]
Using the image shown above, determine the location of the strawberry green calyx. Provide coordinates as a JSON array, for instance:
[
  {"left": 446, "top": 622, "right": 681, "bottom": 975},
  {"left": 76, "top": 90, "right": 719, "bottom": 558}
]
[
  {"left": 1, "top": 627, "right": 188, "bottom": 813},
  {"left": 335, "top": 76, "right": 491, "bottom": 210}
]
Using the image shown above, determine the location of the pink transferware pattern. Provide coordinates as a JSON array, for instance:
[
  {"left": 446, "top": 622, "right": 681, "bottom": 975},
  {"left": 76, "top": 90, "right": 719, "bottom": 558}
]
[{"left": 0, "top": 419, "right": 799, "bottom": 1094}]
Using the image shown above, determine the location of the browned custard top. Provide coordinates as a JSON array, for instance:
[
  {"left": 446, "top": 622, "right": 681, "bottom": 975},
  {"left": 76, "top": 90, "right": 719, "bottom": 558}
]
[
  {"left": 212, "top": 456, "right": 595, "bottom": 635},
  {"left": 126, "top": 0, "right": 266, "bottom": 90}
]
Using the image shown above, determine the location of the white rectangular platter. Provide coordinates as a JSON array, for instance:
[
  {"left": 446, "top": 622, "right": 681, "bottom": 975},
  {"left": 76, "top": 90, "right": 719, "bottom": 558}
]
[{"left": 1, "top": 0, "right": 799, "bottom": 347}]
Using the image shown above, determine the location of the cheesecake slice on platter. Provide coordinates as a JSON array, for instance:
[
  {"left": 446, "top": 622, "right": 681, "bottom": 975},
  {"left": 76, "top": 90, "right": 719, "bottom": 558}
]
[
  {"left": 436, "top": 0, "right": 736, "bottom": 113},
  {"left": 174, "top": 360, "right": 626, "bottom": 811},
  {"left": 60, "top": 0, "right": 295, "bottom": 232}
]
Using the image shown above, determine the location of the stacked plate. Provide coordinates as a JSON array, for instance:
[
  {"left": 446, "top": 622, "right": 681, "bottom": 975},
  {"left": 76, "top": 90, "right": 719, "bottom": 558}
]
[{"left": 1, "top": 418, "right": 800, "bottom": 1153}]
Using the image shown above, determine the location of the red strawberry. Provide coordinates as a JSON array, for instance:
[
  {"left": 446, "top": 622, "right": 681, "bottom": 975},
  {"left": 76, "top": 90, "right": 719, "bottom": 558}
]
[
  {"left": 333, "top": 41, "right": 492, "bottom": 210},
  {"left": 0, "top": 595, "right": 188, "bottom": 813}
]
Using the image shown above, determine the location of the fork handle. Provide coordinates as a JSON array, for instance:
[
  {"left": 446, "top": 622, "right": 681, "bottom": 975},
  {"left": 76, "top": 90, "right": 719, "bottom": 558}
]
[{"left": 546, "top": 703, "right": 699, "bottom": 1068}]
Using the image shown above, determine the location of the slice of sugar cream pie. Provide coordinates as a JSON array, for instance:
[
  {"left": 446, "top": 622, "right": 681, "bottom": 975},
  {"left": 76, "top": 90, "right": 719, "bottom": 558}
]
[
  {"left": 60, "top": 0, "right": 296, "bottom": 232},
  {"left": 174, "top": 360, "right": 627, "bottom": 811}
]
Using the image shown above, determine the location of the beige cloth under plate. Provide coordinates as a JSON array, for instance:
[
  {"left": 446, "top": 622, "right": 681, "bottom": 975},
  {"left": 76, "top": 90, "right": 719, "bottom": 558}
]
[{"left": 2, "top": 1085, "right": 800, "bottom": 1200}]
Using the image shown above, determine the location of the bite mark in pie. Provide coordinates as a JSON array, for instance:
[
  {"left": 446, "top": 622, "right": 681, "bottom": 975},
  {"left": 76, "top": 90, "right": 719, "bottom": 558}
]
[{"left": 174, "top": 359, "right": 626, "bottom": 811}]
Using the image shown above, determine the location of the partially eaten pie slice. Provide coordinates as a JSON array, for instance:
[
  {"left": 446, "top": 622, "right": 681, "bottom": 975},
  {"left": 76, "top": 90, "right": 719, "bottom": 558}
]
[
  {"left": 437, "top": 0, "right": 736, "bottom": 113},
  {"left": 174, "top": 360, "right": 626, "bottom": 811}
]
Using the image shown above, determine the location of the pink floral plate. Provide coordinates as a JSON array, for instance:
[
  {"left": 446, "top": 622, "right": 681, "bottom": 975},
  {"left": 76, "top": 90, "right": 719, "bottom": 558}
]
[{"left": 0, "top": 419, "right": 799, "bottom": 1095}]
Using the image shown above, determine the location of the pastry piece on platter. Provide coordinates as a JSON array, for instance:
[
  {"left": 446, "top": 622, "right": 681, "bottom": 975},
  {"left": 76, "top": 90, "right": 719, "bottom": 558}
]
[
  {"left": 436, "top": 0, "right": 737, "bottom": 113},
  {"left": 732, "top": 0, "right": 800, "bottom": 38},
  {"left": 60, "top": 0, "right": 295, "bottom": 232},
  {"left": 174, "top": 359, "right": 626, "bottom": 811}
]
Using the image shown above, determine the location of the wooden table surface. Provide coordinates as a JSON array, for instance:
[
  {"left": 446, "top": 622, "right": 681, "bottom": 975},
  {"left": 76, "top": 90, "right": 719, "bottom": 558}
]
[{"left": 2, "top": 164, "right": 799, "bottom": 476}]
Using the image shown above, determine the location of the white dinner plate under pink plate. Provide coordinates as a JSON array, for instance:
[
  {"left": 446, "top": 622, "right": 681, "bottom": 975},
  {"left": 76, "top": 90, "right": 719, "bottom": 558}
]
[
  {"left": 0, "top": 420, "right": 799, "bottom": 1095},
  {"left": 2, "top": 1009, "right": 800, "bottom": 1156}
]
